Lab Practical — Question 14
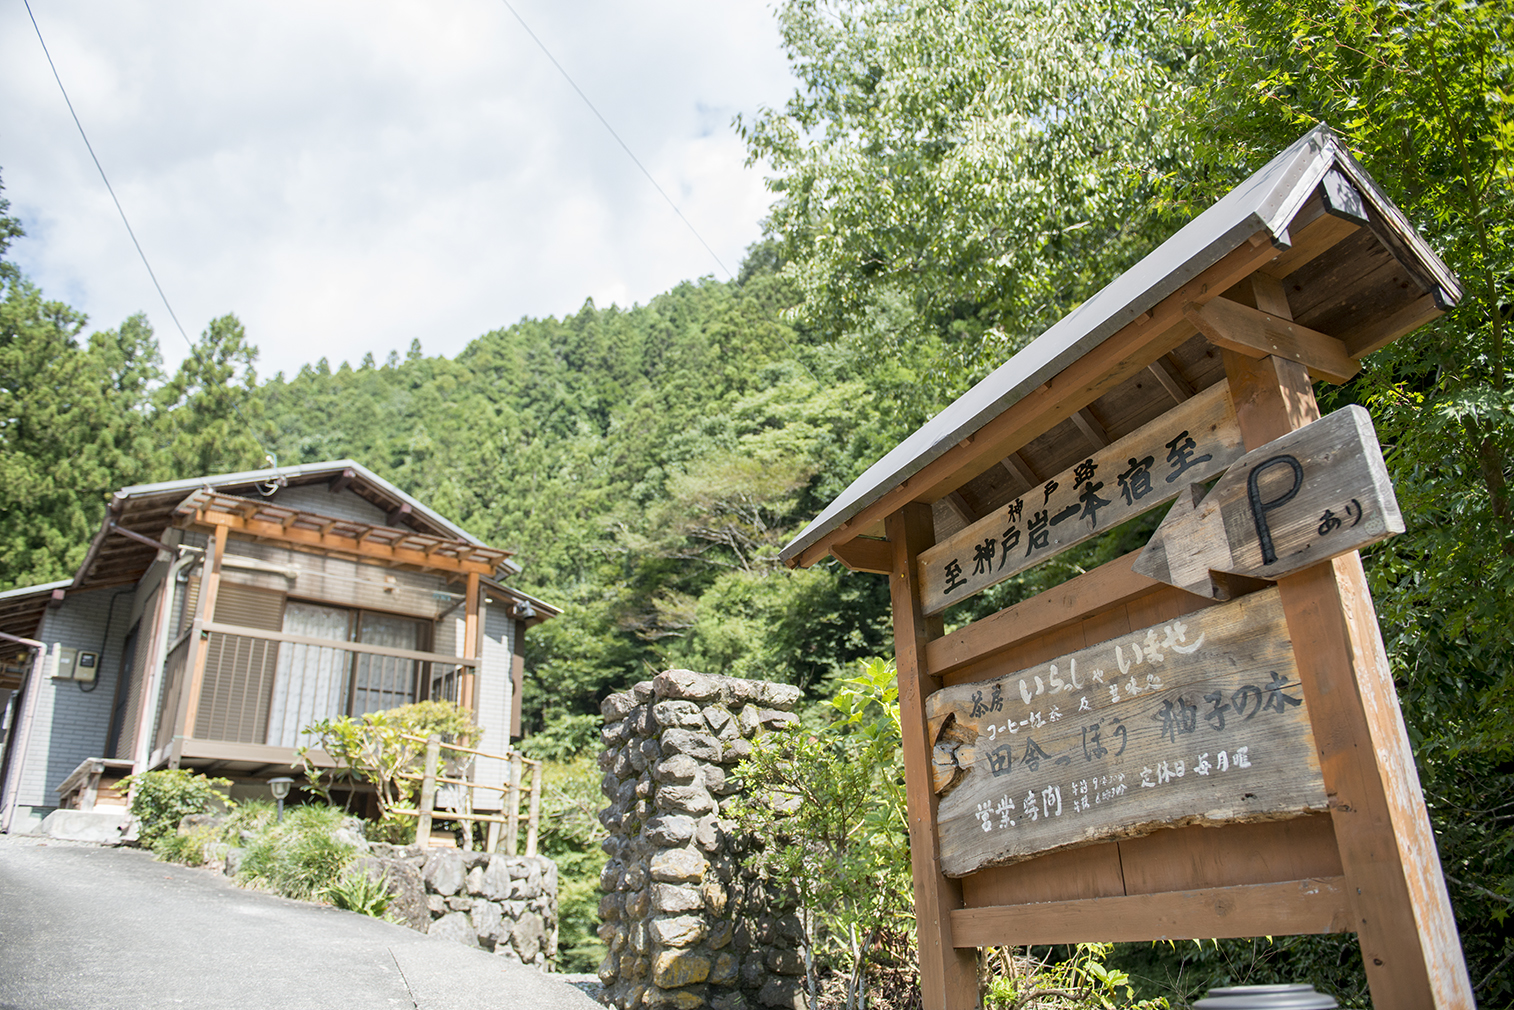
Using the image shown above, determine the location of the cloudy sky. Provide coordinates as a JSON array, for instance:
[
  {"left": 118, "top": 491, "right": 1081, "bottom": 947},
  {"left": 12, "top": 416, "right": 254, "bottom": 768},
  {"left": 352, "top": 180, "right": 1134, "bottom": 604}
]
[{"left": 0, "top": 1, "right": 796, "bottom": 376}]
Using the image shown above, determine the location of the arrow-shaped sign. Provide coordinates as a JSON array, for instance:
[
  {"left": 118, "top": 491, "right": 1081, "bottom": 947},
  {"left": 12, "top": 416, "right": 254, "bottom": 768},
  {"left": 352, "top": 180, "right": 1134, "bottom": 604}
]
[{"left": 1134, "top": 405, "right": 1403, "bottom": 596}]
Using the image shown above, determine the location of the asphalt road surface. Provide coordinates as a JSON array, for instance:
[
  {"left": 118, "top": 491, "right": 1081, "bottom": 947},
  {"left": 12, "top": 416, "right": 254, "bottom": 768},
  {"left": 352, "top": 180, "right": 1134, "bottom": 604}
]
[{"left": 0, "top": 834, "right": 603, "bottom": 1010}]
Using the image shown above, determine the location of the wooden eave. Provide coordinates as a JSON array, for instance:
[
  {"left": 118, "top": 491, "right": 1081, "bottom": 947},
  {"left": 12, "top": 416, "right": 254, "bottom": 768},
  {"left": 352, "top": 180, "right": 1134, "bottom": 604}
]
[
  {"left": 785, "top": 126, "right": 1460, "bottom": 573},
  {"left": 66, "top": 461, "right": 509, "bottom": 595},
  {"left": 0, "top": 581, "right": 68, "bottom": 668},
  {"left": 170, "top": 490, "right": 510, "bottom": 577}
]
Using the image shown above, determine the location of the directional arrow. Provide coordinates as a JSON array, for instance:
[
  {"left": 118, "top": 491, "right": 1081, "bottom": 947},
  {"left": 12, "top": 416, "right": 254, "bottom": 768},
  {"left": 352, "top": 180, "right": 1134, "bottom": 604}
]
[{"left": 1134, "top": 405, "right": 1403, "bottom": 596}]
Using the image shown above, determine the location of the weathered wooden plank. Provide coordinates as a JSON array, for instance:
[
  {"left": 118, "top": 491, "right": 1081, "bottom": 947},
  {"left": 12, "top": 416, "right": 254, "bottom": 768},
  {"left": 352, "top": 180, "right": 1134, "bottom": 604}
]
[
  {"left": 1187, "top": 297, "right": 1361, "bottom": 384},
  {"left": 1260, "top": 208, "right": 1361, "bottom": 281},
  {"left": 886, "top": 504, "right": 979, "bottom": 1010},
  {"left": 925, "top": 549, "right": 1159, "bottom": 678},
  {"left": 919, "top": 383, "right": 1243, "bottom": 615},
  {"left": 950, "top": 877, "right": 1352, "bottom": 947},
  {"left": 927, "top": 588, "right": 1327, "bottom": 877},
  {"left": 1147, "top": 355, "right": 1194, "bottom": 403},
  {"left": 999, "top": 452, "right": 1038, "bottom": 489},
  {"left": 1134, "top": 405, "right": 1404, "bottom": 595},
  {"left": 1224, "top": 350, "right": 1475, "bottom": 1009},
  {"left": 961, "top": 843, "right": 1126, "bottom": 908},
  {"left": 1116, "top": 814, "right": 1342, "bottom": 895},
  {"left": 1339, "top": 292, "right": 1441, "bottom": 358},
  {"left": 830, "top": 536, "right": 894, "bottom": 575}
]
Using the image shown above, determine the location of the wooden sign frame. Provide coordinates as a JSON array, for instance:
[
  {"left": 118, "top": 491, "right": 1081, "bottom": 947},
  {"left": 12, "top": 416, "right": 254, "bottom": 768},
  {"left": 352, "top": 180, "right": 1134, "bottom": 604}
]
[{"left": 781, "top": 129, "right": 1474, "bottom": 1010}]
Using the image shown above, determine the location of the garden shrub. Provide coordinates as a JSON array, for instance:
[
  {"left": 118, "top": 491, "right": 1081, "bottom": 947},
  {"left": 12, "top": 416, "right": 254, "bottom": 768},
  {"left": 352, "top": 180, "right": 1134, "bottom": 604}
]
[
  {"left": 533, "top": 754, "right": 609, "bottom": 972},
  {"left": 151, "top": 824, "right": 220, "bottom": 865},
  {"left": 237, "top": 804, "right": 356, "bottom": 901},
  {"left": 118, "top": 768, "right": 233, "bottom": 849},
  {"left": 324, "top": 865, "right": 394, "bottom": 918},
  {"left": 297, "top": 700, "right": 480, "bottom": 826}
]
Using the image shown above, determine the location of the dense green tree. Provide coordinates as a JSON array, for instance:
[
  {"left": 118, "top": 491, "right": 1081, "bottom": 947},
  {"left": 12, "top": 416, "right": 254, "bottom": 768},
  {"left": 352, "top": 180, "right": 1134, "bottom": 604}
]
[
  {"left": 1168, "top": 2, "right": 1514, "bottom": 1001},
  {"left": 741, "top": 0, "right": 1195, "bottom": 405},
  {"left": 0, "top": 262, "right": 164, "bottom": 585},
  {"left": 152, "top": 314, "right": 269, "bottom": 476}
]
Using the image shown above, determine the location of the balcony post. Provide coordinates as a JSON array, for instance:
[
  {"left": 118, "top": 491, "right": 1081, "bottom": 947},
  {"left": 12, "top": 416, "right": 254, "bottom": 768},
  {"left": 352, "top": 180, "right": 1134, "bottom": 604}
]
[
  {"left": 461, "top": 571, "right": 480, "bottom": 713},
  {"left": 172, "top": 524, "right": 226, "bottom": 764}
]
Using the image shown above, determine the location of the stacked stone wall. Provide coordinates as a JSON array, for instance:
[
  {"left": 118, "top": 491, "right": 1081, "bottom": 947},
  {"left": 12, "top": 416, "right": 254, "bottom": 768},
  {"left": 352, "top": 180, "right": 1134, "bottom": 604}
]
[
  {"left": 355, "top": 844, "right": 558, "bottom": 965},
  {"left": 597, "top": 669, "right": 808, "bottom": 1010}
]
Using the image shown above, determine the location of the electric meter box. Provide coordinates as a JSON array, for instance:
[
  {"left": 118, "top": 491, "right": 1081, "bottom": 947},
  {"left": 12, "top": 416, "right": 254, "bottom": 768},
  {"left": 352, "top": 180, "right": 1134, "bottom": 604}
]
[
  {"left": 49, "top": 647, "right": 99, "bottom": 682},
  {"left": 74, "top": 650, "right": 99, "bottom": 683}
]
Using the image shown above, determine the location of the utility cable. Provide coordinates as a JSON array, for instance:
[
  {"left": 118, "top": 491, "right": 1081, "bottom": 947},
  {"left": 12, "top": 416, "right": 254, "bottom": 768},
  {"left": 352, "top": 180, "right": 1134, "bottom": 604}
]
[
  {"left": 22, "top": 0, "right": 275, "bottom": 457},
  {"left": 497, "top": 0, "right": 733, "bottom": 281},
  {"left": 496, "top": 0, "right": 822, "bottom": 386}
]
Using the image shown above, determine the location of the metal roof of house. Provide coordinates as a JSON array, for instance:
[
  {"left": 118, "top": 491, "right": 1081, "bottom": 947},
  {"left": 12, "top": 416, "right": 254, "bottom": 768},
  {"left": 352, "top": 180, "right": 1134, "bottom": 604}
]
[{"left": 780, "top": 125, "right": 1459, "bottom": 566}]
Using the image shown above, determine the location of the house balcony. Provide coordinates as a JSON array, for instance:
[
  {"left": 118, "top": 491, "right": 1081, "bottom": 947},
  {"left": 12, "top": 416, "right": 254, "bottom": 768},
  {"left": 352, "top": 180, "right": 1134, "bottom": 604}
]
[{"left": 147, "top": 623, "right": 477, "bottom": 775}]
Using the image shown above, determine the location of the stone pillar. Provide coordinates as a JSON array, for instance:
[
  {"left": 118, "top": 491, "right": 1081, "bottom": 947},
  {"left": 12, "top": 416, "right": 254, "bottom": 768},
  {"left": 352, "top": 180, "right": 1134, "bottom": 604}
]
[{"left": 597, "top": 670, "right": 808, "bottom": 1010}]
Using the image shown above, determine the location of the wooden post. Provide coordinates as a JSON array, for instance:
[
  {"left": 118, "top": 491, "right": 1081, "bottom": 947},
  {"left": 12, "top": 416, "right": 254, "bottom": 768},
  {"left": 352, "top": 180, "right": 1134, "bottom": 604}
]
[
  {"left": 176, "top": 524, "right": 227, "bottom": 758},
  {"left": 526, "top": 759, "right": 543, "bottom": 858},
  {"left": 486, "top": 817, "right": 501, "bottom": 854},
  {"left": 886, "top": 503, "right": 980, "bottom": 1010},
  {"left": 1222, "top": 283, "right": 1474, "bottom": 1007},
  {"left": 505, "top": 751, "right": 522, "bottom": 856},
  {"left": 415, "top": 733, "right": 440, "bottom": 848},
  {"left": 81, "top": 760, "right": 102, "bottom": 812},
  {"left": 461, "top": 571, "right": 480, "bottom": 713}
]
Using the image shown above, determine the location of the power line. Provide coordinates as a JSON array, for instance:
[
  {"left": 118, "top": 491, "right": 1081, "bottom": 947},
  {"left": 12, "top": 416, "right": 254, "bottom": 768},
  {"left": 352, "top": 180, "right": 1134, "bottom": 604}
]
[
  {"left": 23, "top": 0, "right": 197, "bottom": 352},
  {"left": 496, "top": 1, "right": 824, "bottom": 386},
  {"left": 496, "top": 0, "right": 734, "bottom": 282},
  {"left": 22, "top": 0, "right": 274, "bottom": 460}
]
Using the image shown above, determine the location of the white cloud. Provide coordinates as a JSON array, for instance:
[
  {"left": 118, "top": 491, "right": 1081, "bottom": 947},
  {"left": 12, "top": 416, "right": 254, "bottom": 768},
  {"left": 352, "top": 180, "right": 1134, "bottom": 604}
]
[{"left": 0, "top": 0, "right": 794, "bottom": 376}]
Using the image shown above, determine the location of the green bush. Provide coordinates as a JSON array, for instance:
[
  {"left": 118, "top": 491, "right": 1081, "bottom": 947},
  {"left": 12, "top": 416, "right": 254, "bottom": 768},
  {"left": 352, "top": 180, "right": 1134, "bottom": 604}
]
[
  {"left": 324, "top": 865, "right": 394, "bottom": 918},
  {"left": 534, "top": 754, "right": 610, "bottom": 973},
  {"left": 222, "top": 798, "right": 277, "bottom": 840},
  {"left": 984, "top": 944, "right": 1169, "bottom": 1010},
  {"left": 731, "top": 658, "right": 915, "bottom": 1010},
  {"left": 237, "top": 805, "right": 356, "bottom": 901},
  {"left": 118, "top": 768, "right": 233, "bottom": 848},
  {"left": 298, "top": 700, "right": 479, "bottom": 820},
  {"left": 151, "top": 824, "right": 219, "bottom": 865}
]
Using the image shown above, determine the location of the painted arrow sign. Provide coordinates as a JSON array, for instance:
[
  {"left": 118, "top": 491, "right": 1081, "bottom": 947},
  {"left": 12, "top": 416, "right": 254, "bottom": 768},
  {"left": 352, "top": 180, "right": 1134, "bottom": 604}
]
[{"left": 1134, "top": 405, "right": 1403, "bottom": 596}]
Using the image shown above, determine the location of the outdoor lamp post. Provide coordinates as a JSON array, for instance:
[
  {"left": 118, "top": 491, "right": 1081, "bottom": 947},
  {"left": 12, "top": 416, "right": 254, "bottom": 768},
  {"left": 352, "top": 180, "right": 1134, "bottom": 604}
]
[{"left": 268, "top": 777, "right": 294, "bottom": 823}]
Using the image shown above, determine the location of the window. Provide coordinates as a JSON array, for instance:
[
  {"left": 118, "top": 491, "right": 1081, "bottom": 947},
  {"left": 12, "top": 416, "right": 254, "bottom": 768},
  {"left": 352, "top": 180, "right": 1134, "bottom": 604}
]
[{"left": 263, "top": 599, "right": 430, "bottom": 748}]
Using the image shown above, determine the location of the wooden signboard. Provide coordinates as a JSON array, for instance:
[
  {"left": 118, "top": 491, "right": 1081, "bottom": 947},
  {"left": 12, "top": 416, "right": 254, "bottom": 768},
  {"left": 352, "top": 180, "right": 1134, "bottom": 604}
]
[
  {"left": 1135, "top": 405, "right": 1404, "bottom": 595},
  {"left": 926, "top": 588, "right": 1327, "bottom": 877},
  {"left": 919, "top": 383, "right": 1244, "bottom": 614},
  {"left": 781, "top": 131, "right": 1475, "bottom": 1010}
]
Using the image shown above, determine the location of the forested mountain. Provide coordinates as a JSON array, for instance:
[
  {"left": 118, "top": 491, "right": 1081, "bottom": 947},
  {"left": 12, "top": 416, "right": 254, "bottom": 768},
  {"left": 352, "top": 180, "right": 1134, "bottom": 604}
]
[
  {"left": 3, "top": 0, "right": 1509, "bottom": 997},
  {"left": 256, "top": 264, "right": 908, "bottom": 743}
]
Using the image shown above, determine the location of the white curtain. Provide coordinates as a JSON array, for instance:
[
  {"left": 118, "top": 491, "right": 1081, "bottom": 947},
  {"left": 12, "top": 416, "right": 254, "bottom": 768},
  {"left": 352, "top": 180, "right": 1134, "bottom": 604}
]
[
  {"left": 266, "top": 602, "right": 351, "bottom": 748},
  {"left": 350, "top": 613, "right": 420, "bottom": 717}
]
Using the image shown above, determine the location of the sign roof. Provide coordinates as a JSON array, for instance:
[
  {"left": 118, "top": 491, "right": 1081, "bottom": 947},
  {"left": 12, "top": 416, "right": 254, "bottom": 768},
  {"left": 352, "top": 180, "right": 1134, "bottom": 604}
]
[{"left": 779, "top": 125, "right": 1457, "bottom": 566}]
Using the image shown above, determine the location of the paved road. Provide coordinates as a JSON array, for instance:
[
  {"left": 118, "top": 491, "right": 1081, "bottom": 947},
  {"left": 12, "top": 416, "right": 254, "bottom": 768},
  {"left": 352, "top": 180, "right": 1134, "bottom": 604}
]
[{"left": 0, "top": 835, "right": 603, "bottom": 1010}]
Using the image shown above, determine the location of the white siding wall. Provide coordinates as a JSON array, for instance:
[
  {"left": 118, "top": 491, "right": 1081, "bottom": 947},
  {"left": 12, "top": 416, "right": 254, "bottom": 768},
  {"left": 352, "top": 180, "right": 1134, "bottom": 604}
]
[
  {"left": 471, "top": 603, "right": 516, "bottom": 806},
  {"left": 222, "top": 537, "right": 454, "bottom": 620},
  {"left": 271, "top": 484, "right": 390, "bottom": 526},
  {"left": 12, "top": 588, "right": 135, "bottom": 812}
]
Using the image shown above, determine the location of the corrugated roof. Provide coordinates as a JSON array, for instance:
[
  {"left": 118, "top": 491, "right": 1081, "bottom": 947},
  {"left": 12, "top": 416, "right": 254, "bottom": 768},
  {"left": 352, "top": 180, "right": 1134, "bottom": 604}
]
[{"left": 780, "top": 125, "right": 1457, "bottom": 565}]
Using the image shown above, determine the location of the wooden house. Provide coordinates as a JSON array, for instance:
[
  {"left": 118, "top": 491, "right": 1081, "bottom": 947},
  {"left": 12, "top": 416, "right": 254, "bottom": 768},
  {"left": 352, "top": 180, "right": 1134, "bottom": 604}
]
[{"left": 0, "top": 459, "right": 557, "bottom": 833}]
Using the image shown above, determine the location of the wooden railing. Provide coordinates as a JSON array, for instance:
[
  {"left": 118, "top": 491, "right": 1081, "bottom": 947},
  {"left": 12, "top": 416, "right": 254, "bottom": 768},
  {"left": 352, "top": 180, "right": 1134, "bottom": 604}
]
[
  {"left": 153, "top": 636, "right": 192, "bottom": 754},
  {"left": 152, "top": 624, "right": 477, "bottom": 750},
  {"left": 393, "top": 733, "right": 543, "bottom": 856}
]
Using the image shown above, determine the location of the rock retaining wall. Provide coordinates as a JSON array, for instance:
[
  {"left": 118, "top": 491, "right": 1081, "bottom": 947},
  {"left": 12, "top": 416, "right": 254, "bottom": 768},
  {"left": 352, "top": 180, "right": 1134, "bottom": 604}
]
[
  {"left": 356, "top": 844, "right": 559, "bottom": 965},
  {"left": 597, "top": 669, "right": 807, "bottom": 1010}
]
